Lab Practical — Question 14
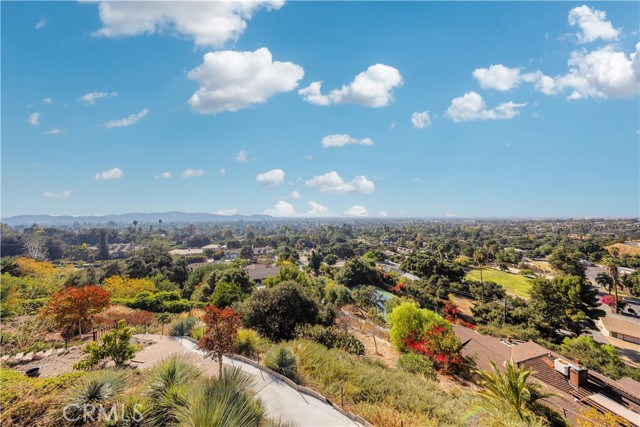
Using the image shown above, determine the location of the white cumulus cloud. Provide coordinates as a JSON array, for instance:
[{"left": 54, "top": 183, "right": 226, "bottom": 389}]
[
  {"left": 297, "top": 81, "right": 329, "bottom": 106},
  {"left": 321, "top": 134, "right": 374, "bottom": 148},
  {"left": 256, "top": 169, "right": 285, "bottom": 186},
  {"left": 80, "top": 91, "right": 117, "bottom": 105},
  {"left": 219, "top": 169, "right": 226, "bottom": 176},
  {"left": 568, "top": 5, "right": 620, "bottom": 44},
  {"left": 44, "top": 128, "right": 63, "bottom": 135},
  {"left": 344, "top": 205, "right": 368, "bottom": 217},
  {"left": 290, "top": 191, "right": 302, "bottom": 200},
  {"left": 155, "top": 172, "right": 172, "bottom": 179},
  {"left": 91, "top": 1, "right": 283, "bottom": 47},
  {"left": 411, "top": 111, "right": 431, "bottom": 128},
  {"left": 305, "top": 171, "right": 374, "bottom": 194},
  {"left": 105, "top": 108, "right": 148, "bottom": 128},
  {"left": 555, "top": 44, "right": 640, "bottom": 99},
  {"left": 95, "top": 167, "right": 123, "bottom": 181},
  {"left": 446, "top": 92, "right": 526, "bottom": 122},
  {"left": 43, "top": 190, "right": 71, "bottom": 199},
  {"left": 181, "top": 169, "right": 205, "bottom": 178},
  {"left": 308, "top": 201, "right": 330, "bottom": 216},
  {"left": 188, "top": 48, "right": 304, "bottom": 114},
  {"left": 299, "top": 64, "right": 403, "bottom": 107},
  {"left": 28, "top": 112, "right": 40, "bottom": 126},
  {"left": 264, "top": 200, "right": 295, "bottom": 216},
  {"left": 378, "top": 211, "right": 389, "bottom": 217},
  {"left": 42, "top": 97, "right": 53, "bottom": 104},
  {"left": 473, "top": 64, "right": 523, "bottom": 91}
]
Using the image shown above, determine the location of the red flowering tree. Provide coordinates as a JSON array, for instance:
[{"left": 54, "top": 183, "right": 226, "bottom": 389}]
[
  {"left": 45, "top": 286, "right": 111, "bottom": 337},
  {"left": 441, "top": 300, "right": 475, "bottom": 329},
  {"left": 405, "top": 325, "right": 466, "bottom": 374},
  {"left": 199, "top": 305, "right": 241, "bottom": 377}
]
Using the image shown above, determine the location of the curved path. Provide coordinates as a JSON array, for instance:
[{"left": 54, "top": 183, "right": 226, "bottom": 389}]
[{"left": 133, "top": 334, "right": 362, "bottom": 427}]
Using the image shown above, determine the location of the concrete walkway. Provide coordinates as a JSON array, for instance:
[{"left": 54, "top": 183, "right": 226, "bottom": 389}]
[{"left": 173, "top": 336, "right": 362, "bottom": 427}]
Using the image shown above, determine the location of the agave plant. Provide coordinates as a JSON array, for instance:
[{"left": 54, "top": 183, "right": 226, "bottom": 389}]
[
  {"left": 177, "top": 367, "right": 265, "bottom": 427},
  {"left": 145, "top": 355, "right": 202, "bottom": 427},
  {"left": 264, "top": 345, "right": 297, "bottom": 380}
]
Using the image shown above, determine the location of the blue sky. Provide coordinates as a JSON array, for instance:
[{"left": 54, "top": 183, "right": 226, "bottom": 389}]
[{"left": 2, "top": 1, "right": 639, "bottom": 218}]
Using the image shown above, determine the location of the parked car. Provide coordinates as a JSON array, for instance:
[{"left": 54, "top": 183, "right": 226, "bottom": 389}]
[{"left": 623, "top": 297, "right": 640, "bottom": 306}]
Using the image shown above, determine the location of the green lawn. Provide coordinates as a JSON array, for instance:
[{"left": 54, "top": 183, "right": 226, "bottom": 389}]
[{"left": 465, "top": 268, "right": 532, "bottom": 298}]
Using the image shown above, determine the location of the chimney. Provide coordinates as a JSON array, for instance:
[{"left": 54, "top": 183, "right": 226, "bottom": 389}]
[{"left": 569, "top": 366, "right": 588, "bottom": 388}]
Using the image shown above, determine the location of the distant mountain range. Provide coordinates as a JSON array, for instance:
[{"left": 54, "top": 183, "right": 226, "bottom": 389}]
[{"left": 1, "top": 211, "right": 274, "bottom": 226}]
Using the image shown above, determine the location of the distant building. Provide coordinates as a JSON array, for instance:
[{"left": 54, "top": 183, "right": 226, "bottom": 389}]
[
  {"left": 597, "top": 315, "right": 640, "bottom": 345},
  {"left": 244, "top": 264, "right": 281, "bottom": 285},
  {"left": 253, "top": 246, "right": 275, "bottom": 255},
  {"left": 453, "top": 325, "right": 640, "bottom": 426},
  {"left": 168, "top": 248, "right": 204, "bottom": 256}
]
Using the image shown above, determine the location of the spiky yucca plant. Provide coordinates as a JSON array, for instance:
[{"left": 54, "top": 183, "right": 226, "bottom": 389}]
[
  {"left": 145, "top": 355, "right": 202, "bottom": 427},
  {"left": 63, "top": 370, "right": 127, "bottom": 423},
  {"left": 264, "top": 345, "right": 297, "bottom": 381},
  {"left": 177, "top": 367, "right": 264, "bottom": 427}
]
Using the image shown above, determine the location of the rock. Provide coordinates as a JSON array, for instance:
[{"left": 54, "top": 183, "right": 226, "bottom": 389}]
[
  {"left": 1, "top": 355, "right": 9, "bottom": 362},
  {"left": 57, "top": 348, "right": 67, "bottom": 356},
  {"left": 7, "top": 358, "right": 19, "bottom": 366},
  {"left": 43, "top": 349, "right": 54, "bottom": 358},
  {"left": 33, "top": 352, "right": 45, "bottom": 361},
  {"left": 14, "top": 352, "right": 24, "bottom": 361},
  {"left": 23, "top": 352, "right": 34, "bottom": 363}
]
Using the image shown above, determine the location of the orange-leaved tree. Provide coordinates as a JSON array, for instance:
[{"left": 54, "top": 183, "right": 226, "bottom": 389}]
[
  {"left": 45, "top": 286, "right": 111, "bottom": 338},
  {"left": 199, "top": 305, "right": 241, "bottom": 377}
]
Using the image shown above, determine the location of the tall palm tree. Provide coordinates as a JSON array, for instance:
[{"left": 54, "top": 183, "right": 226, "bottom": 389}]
[
  {"left": 595, "top": 272, "right": 614, "bottom": 294},
  {"left": 474, "top": 359, "right": 557, "bottom": 426},
  {"left": 602, "top": 255, "right": 620, "bottom": 313}
]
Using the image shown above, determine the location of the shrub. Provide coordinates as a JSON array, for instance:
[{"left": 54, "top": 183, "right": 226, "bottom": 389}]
[
  {"left": 398, "top": 353, "right": 437, "bottom": 380},
  {"left": 236, "top": 329, "right": 259, "bottom": 358},
  {"left": 169, "top": 317, "right": 197, "bottom": 337},
  {"left": 264, "top": 344, "right": 297, "bottom": 381},
  {"left": 296, "top": 324, "right": 364, "bottom": 355},
  {"left": 64, "top": 370, "right": 127, "bottom": 421},
  {"left": 145, "top": 355, "right": 202, "bottom": 427},
  {"left": 191, "top": 326, "right": 204, "bottom": 341},
  {"left": 1, "top": 368, "right": 83, "bottom": 425},
  {"left": 74, "top": 320, "right": 140, "bottom": 370}
]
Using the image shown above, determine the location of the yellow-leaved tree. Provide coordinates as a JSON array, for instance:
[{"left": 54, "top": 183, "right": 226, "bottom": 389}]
[{"left": 102, "top": 276, "right": 156, "bottom": 299}]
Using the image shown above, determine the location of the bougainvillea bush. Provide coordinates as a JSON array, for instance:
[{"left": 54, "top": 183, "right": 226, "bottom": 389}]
[{"left": 388, "top": 301, "right": 471, "bottom": 375}]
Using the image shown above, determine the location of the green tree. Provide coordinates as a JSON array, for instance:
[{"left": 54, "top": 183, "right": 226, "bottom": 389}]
[
  {"left": 97, "top": 228, "right": 110, "bottom": 261},
  {"left": 595, "top": 272, "right": 614, "bottom": 294},
  {"left": 336, "top": 257, "right": 382, "bottom": 288},
  {"left": 239, "top": 281, "right": 321, "bottom": 341},
  {"left": 309, "top": 250, "right": 323, "bottom": 274},
  {"left": 209, "top": 281, "right": 245, "bottom": 308},
  {"left": 324, "top": 254, "right": 338, "bottom": 266},
  {"left": 549, "top": 245, "right": 585, "bottom": 278},
  {"left": 74, "top": 320, "right": 140, "bottom": 370}
]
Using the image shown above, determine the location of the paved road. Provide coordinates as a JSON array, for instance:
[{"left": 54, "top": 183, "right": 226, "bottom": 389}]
[{"left": 174, "top": 337, "right": 363, "bottom": 427}]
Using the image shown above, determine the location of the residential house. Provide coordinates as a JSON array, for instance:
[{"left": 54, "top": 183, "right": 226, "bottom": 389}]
[{"left": 453, "top": 325, "right": 640, "bottom": 426}]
